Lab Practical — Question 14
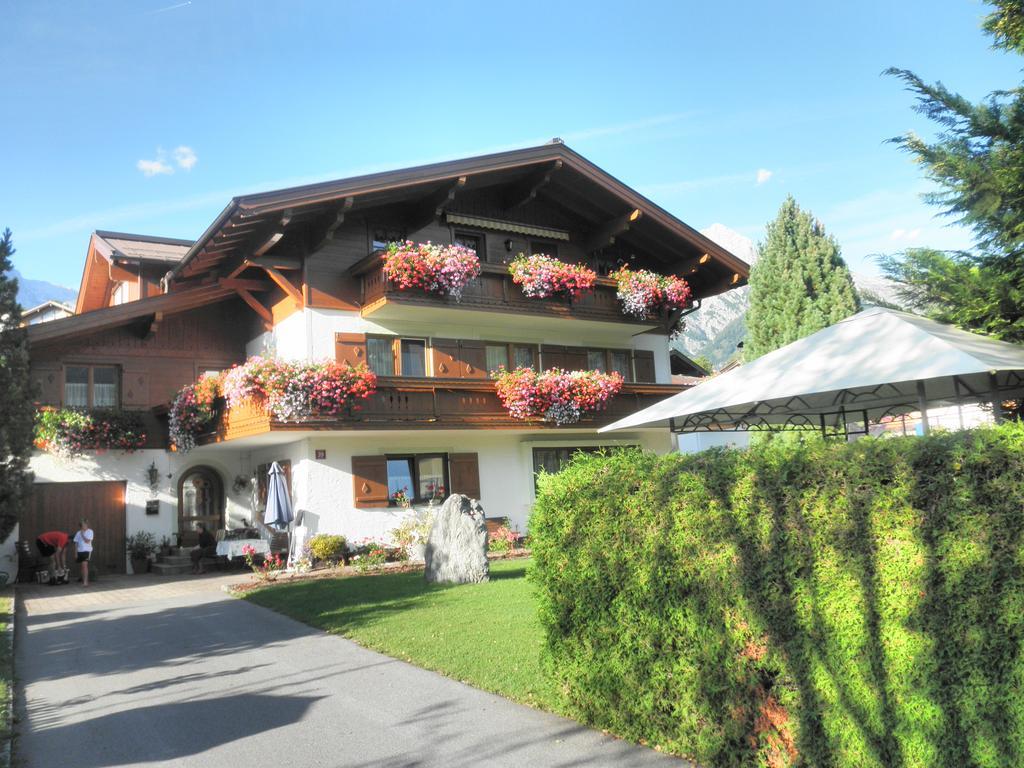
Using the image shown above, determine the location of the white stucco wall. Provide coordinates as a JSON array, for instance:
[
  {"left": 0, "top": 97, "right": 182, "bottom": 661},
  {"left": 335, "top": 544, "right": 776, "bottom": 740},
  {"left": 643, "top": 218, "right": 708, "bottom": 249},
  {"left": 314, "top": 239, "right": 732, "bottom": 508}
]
[
  {"left": 28, "top": 448, "right": 253, "bottom": 559},
  {"left": 287, "top": 428, "right": 671, "bottom": 545}
]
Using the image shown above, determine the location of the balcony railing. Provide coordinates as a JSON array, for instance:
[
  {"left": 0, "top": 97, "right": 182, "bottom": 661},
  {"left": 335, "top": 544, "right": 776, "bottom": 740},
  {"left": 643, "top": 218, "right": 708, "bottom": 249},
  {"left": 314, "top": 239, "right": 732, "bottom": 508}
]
[
  {"left": 200, "top": 377, "right": 686, "bottom": 444},
  {"left": 350, "top": 254, "right": 667, "bottom": 328}
]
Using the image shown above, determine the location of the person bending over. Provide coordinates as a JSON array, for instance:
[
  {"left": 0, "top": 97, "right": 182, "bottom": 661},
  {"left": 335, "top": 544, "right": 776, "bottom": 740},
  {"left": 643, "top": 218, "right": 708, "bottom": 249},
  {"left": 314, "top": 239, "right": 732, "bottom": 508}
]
[{"left": 35, "top": 530, "right": 69, "bottom": 585}]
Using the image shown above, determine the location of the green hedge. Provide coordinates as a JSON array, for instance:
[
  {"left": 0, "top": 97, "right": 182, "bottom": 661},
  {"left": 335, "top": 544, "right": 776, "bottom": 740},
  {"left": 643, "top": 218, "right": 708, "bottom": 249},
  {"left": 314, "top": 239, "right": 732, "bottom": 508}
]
[{"left": 529, "top": 425, "right": 1024, "bottom": 768}]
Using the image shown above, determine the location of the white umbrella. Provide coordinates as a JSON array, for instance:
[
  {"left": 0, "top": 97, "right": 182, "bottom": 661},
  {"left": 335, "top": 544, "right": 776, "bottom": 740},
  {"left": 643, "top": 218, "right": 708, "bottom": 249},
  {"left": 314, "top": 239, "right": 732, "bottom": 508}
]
[
  {"left": 600, "top": 307, "right": 1024, "bottom": 435},
  {"left": 264, "top": 462, "right": 294, "bottom": 566}
]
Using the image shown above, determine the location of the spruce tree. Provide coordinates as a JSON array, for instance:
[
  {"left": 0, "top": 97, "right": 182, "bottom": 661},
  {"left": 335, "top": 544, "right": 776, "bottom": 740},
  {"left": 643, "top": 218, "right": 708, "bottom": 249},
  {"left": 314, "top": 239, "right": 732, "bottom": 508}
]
[
  {"left": 745, "top": 197, "right": 861, "bottom": 361},
  {"left": 882, "top": 1, "right": 1024, "bottom": 341},
  {"left": 0, "top": 229, "right": 35, "bottom": 543}
]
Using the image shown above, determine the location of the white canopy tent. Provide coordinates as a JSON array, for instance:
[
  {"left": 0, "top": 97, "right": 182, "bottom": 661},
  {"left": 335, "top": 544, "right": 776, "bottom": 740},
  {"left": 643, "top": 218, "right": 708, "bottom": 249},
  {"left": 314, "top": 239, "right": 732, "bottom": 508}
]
[{"left": 601, "top": 307, "right": 1024, "bottom": 437}]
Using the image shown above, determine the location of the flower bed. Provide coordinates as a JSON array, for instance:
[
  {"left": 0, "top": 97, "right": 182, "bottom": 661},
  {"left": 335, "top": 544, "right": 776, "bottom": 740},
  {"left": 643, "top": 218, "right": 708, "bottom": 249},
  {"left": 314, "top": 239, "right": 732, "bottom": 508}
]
[
  {"left": 491, "top": 367, "right": 623, "bottom": 426},
  {"left": 35, "top": 408, "right": 147, "bottom": 457},
  {"left": 170, "top": 357, "right": 377, "bottom": 450},
  {"left": 609, "top": 266, "right": 692, "bottom": 317},
  {"left": 382, "top": 241, "right": 481, "bottom": 301},
  {"left": 508, "top": 253, "right": 597, "bottom": 300}
]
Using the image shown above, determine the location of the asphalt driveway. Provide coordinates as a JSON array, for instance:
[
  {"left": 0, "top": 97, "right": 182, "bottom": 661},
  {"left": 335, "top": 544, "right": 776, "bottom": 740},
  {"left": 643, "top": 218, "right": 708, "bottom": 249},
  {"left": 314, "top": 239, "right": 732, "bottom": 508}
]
[{"left": 15, "top": 575, "right": 687, "bottom": 767}]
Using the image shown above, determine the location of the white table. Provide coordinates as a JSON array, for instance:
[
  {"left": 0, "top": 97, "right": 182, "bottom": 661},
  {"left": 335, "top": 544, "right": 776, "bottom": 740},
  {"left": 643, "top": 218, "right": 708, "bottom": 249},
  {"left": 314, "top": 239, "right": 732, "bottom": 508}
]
[{"left": 216, "top": 539, "right": 270, "bottom": 561}]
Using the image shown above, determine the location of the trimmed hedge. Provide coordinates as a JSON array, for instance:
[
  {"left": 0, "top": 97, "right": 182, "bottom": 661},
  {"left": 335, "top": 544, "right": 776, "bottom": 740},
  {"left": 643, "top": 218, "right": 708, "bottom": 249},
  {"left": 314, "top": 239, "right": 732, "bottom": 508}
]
[{"left": 529, "top": 425, "right": 1024, "bottom": 768}]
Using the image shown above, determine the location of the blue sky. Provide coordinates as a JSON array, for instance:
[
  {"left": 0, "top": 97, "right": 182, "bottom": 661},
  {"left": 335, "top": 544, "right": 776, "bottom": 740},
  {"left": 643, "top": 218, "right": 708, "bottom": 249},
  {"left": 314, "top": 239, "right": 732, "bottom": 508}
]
[{"left": 3, "top": 0, "right": 1020, "bottom": 286}]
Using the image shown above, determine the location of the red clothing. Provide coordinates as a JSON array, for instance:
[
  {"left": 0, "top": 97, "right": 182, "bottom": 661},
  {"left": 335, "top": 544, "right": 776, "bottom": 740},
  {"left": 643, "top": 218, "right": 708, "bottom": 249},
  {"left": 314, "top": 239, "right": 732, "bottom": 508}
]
[{"left": 37, "top": 531, "right": 69, "bottom": 549}]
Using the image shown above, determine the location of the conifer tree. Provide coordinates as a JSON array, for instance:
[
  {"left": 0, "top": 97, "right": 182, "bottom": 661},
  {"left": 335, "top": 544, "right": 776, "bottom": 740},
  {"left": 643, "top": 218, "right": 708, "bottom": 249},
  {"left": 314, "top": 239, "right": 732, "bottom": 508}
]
[
  {"left": 0, "top": 229, "right": 36, "bottom": 542},
  {"left": 745, "top": 197, "right": 861, "bottom": 361},
  {"left": 882, "top": 1, "right": 1024, "bottom": 341}
]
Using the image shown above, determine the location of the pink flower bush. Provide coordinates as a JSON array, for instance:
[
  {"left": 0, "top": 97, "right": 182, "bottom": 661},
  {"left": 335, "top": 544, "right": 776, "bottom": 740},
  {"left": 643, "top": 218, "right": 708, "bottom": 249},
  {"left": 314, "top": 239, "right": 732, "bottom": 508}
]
[
  {"left": 491, "top": 367, "right": 623, "bottom": 426},
  {"left": 609, "top": 266, "right": 692, "bottom": 317},
  {"left": 35, "top": 408, "right": 147, "bottom": 457},
  {"left": 508, "top": 253, "right": 597, "bottom": 300},
  {"left": 170, "top": 357, "right": 378, "bottom": 449},
  {"left": 383, "top": 241, "right": 481, "bottom": 301}
]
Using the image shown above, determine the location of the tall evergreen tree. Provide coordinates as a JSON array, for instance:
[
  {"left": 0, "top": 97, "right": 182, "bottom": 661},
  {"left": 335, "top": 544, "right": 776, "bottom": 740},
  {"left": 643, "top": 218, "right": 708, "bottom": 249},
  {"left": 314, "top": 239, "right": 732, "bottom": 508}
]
[
  {"left": 745, "top": 197, "right": 861, "bottom": 360},
  {"left": 882, "top": 1, "right": 1024, "bottom": 341},
  {"left": 0, "top": 229, "right": 35, "bottom": 543}
]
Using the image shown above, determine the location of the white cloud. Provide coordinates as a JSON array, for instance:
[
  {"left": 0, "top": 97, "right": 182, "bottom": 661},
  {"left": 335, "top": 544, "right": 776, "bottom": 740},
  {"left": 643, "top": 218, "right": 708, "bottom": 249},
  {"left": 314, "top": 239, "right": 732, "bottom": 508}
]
[
  {"left": 756, "top": 168, "right": 773, "bottom": 185},
  {"left": 173, "top": 145, "right": 197, "bottom": 171},
  {"left": 136, "top": 155, "right": 173, "bottom": 176},
  {"left": 889, "top": 227, "right": 923, "bottom": 242}
]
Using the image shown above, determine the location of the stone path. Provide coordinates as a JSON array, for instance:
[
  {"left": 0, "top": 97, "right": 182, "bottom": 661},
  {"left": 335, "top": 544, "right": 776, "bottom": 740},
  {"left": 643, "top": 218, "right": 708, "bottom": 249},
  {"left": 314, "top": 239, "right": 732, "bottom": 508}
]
[{"left": 15, "top": 573, "right": 689, "bottom": 767}]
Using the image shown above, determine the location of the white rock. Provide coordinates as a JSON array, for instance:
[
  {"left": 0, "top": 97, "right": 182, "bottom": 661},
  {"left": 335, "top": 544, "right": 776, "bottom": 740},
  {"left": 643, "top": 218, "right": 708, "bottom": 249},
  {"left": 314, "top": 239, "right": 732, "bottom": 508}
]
[{"left": 424, "top": 494, "right": 489, "bottom": 584}]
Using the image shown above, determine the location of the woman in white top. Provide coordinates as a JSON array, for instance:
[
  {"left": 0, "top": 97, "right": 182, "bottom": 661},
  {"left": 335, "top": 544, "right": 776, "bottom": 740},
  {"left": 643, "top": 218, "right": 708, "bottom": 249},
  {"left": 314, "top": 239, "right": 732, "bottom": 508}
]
[{"left": 73, "top": 519, "right": 94, "bottom": 587}]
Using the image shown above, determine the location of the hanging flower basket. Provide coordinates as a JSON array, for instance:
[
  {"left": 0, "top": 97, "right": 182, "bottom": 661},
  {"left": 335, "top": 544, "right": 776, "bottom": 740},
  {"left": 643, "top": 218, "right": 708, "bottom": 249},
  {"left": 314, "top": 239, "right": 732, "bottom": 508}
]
[
  {"left": 491, "top": 367, "right": 623, "bottom": 426},
  {"left": 168, "top": 373, "right": 222, "bottom": 452},
  {"left": 508, "top": 253, "right": 597, "bottom": 300},
  {"left": 35, "top": 408, "right": 147, "bottom": 457},
  {"left": 609, "top": 266, "right": 692, "bottom": 317},
  {"left": 382, "top": 241, "right": 481, "bottom": 302}
]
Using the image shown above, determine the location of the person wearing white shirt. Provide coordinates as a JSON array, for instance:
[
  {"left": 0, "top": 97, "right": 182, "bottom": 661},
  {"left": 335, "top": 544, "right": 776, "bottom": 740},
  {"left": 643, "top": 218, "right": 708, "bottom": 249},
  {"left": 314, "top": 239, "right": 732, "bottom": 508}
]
[{"left": 73, "top": 520, "right": 94, "bottom": 587}]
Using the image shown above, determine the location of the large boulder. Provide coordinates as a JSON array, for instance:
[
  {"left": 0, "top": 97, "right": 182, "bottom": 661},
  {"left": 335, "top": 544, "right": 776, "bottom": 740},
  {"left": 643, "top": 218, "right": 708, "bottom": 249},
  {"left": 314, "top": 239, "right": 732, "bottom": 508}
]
[{"left": 424, "top": 494, "right": 489, "bottom": 584}]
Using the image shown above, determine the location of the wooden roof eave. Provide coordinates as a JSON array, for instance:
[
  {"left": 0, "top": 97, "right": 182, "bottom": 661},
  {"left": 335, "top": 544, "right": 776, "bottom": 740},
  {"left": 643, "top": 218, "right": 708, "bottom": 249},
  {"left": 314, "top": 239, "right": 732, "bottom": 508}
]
[{"left": 27, "top": 284, "right": 236, "bottom": 345}]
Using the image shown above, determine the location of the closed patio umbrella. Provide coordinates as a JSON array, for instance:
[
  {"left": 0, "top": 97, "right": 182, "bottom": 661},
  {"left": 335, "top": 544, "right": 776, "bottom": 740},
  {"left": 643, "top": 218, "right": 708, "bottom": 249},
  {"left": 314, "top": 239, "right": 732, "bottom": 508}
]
[{"left": 264, "top": 461, "right": 294, "bottom": 567}]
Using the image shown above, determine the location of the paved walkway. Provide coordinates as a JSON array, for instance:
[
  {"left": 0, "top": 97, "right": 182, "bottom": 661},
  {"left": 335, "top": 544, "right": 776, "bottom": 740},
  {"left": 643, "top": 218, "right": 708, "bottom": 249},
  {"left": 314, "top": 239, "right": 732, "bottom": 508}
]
[{"left": 16, "top": 574, "right": 687, "bottom": 767}]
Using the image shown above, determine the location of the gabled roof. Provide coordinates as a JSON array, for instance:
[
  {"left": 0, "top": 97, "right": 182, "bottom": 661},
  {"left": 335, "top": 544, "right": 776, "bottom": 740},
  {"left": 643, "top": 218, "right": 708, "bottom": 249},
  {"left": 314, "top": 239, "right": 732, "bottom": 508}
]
[
  {"left": 23, "top": 299, "right": 74, "bottom": 317},
  {"left": 93, "top": 231, "right": 194, "bottom": 265},
  {"left": 169, "top": 141, "right": 751, "bottom": 298}
]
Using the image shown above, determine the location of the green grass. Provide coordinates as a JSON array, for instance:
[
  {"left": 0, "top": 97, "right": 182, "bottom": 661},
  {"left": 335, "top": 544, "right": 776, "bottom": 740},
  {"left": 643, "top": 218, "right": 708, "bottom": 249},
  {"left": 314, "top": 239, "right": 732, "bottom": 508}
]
[
  {"left": 243, "top": 560, "right": 562, "bottom": 712},
  {"left": 0, "top": 595, "right": 12, "bottom": 768}
]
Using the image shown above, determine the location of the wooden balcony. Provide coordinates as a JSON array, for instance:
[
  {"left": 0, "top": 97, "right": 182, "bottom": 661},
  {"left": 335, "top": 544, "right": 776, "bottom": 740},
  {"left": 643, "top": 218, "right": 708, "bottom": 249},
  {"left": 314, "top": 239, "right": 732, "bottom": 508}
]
[
  {"left": 199, "top": 378, "right": 686, "bottom": 445},
  {"left": 350, "top": 255, "right": 669, "bottom": 331}
]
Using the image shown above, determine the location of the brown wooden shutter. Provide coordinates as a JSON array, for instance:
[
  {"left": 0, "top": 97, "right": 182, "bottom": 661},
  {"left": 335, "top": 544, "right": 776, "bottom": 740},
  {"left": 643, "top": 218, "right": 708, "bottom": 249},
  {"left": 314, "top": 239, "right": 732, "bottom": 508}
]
[
  {"left": 541, "top": 345, "right": 567, "bottom": 371},
  {"left": 459, "top": 341, "right": 488, "bottom": 379},
  {"left": 336, "top": 333, "right": 367, "bottom": 368},
  {"left": 634, "top": 350, "right": 656, "bottom": 383},
  {"left": 431, "top": 338, "right": 461, "bottom": 378},
  {"left": 564, "top": 346, "right": 589, "bottom": 371},
  {"left": 449, "top": 453, "right": 481, "bottom": 500},
  {"left": 352, "top": 455, "right": 389, "bottom": 507}
]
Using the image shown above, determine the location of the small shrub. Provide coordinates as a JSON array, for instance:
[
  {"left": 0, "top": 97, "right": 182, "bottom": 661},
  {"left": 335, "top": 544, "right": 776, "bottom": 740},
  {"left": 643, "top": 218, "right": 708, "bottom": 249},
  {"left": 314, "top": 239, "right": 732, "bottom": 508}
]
[
  {"left": 530, "top": 425, "right": 1024, "bottom": 768},
  {"left": 488, "top": 521, "right": 517, "bottom": 553},
  {"left": 308, "top": 533, "right": 347, "bottom": 565}
]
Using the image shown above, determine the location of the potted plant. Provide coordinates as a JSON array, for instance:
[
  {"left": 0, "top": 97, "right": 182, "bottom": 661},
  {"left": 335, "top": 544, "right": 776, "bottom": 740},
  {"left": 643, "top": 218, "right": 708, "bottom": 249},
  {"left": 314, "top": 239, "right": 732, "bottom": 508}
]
[{"left": 126, "top": 532, "right": 158, "bottom": 575}]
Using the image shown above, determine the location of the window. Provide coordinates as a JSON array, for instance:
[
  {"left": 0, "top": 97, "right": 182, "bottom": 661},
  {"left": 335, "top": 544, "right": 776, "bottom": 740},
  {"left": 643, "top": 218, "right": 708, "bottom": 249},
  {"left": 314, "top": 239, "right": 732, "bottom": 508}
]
[
  {"left": 530, "top": 240, "right": 558, "bottom": 258},
  {"left": 367, "top": 337, "right": 395, "bottom": 376},
  {"left": 587, "top": 350, "right": 607, "bottom": 372},
  {"left": 454, "top": 232, "right": 483, "bottom": 258},
  {"left": 111, "top": 282, "right": 128, "bottom": 306},
  {"left": 485, "top": 344, "right": 509, "bottom": 373},
  {"left": 512, "top": 344, "right": 537, "bottom": 370},
  {"left": 609, "top": 350, "right": 632, "bottom": 379},
  {"left": 400, "top": 339, "right": 426, "bottom": 377},
  {"left": 371, "top": 227, "right": 404, "bottom": 252},
  {"left": 64, "top": 365, "right": 119, "bottom": 408},
  {"left": 386, "top": 453, "right": 449, "bottom": 504}
]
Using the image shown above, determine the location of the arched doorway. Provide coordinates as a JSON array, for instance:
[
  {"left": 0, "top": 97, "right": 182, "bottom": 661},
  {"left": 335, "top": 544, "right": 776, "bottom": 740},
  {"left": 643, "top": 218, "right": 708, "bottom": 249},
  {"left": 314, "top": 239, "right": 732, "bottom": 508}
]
[{"left": 177, "top": 466, "right": 224, "bottom": 546}]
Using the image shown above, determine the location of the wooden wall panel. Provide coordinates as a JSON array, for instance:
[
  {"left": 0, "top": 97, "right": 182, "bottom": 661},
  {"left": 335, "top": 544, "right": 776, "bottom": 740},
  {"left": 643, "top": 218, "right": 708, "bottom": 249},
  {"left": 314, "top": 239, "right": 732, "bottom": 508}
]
[{"left": 25, "top": 481, "right": 127, "bottom": 574}]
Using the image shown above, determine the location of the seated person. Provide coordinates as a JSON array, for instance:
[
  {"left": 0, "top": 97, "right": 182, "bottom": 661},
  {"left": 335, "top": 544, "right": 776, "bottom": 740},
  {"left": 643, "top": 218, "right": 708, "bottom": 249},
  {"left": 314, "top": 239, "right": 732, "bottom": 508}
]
[
  {"left": 190, "top": 523, "right": 218, "bottom": 574},
  {"left": 35, "top": 530, "right": 69, "bottom": 585}
]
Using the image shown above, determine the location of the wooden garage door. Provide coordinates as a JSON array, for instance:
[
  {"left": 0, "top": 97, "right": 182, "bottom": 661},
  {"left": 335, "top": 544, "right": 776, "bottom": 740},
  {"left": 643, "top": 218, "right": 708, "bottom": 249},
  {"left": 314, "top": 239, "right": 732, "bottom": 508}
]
[{"left": 25, "top": 482, "right": 127, "bottom": 574}]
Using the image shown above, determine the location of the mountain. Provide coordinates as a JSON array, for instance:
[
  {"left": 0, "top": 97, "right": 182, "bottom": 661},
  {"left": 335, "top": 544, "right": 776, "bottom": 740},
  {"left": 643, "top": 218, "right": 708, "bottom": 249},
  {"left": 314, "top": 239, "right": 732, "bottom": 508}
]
[
  {"left": 676, "top": 225, "right": 901, "bottom": 369},
  {"left": 9, "top": 269, "right": 77, "bottom": 310}
]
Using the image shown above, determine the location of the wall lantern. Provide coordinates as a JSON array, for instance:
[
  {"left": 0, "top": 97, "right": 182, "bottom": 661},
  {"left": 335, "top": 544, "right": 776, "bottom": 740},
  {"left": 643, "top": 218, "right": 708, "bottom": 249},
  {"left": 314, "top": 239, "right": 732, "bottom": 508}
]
[
  {"left": 504, "top": 238, "right": 513, "bottom": 252},
  {"left": 145, "top": 462, "right": 160, "bottom": 491}
]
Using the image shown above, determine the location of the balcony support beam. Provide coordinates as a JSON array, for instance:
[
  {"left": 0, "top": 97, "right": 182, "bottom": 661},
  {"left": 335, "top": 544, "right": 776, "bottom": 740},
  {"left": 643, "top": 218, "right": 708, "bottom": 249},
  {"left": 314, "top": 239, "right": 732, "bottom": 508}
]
[
  {"left": 412, "top": 176, "right": 467, "bottom": 229},
  {"left": 504, "top": 160, "right": 562, "bottom": 211},
  {"left": 308, "top": 196, "right": 355, "bottom": 253},
  {"left": 585, "top": 209, "right": 643, "bottom": 253}
]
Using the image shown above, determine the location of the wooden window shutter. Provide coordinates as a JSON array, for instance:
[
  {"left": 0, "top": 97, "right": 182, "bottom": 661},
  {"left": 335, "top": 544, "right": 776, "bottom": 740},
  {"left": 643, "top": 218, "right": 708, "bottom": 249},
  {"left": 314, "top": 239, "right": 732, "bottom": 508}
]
[
  {"left": 431, "top": 338, "right": 461, "bottom": 378},
  {"left": 541, "top": 345, "right": 567, "bottom": 371},
  {"left": 459, "top": 341, "right": 488, "bottom": 379},
  {"left": 564, "top": 346, "right": 588, "bottom": 371},
  {"left": 336, "top": 333, "right": 367, "bottom": 368},
  {"left": 634, "top": 350, "right": 656, "bottom": 383},
  {"left": 449, "top": 453, "right": 481, "bottom": 500},
  {"left": 352, "top": 455, "right": 389, "bottom": 507}
]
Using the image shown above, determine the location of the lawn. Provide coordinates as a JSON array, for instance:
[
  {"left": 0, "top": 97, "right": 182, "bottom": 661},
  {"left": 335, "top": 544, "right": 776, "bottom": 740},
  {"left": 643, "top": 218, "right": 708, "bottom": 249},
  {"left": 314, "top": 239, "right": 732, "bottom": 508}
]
[
  {"left": 0, "top": 595, "right": 11, "bottom": 768},
  {"left": 243, "top": 559, "right": 562, "bottom": 713}
]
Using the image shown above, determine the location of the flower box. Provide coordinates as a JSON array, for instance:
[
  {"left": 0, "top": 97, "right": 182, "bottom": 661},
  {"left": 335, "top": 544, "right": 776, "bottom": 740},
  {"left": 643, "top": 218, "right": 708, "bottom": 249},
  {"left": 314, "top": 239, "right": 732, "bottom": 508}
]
[
  {"left": 609, "top": 266, "right": 692, "bottom": 317},
  {"left": 382, "top": 241, "right": 481, "bottom": 301},
  {"left": 491, "top": 367, "right": 624, "bottom": 425},
  {"left": 508, "top": 253, "right": 597, "bottom": 300}
]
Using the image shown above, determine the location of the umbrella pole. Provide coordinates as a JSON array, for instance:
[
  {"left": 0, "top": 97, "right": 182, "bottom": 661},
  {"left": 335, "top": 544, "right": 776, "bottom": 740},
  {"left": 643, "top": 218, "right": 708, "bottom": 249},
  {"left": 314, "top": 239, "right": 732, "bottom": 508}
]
[{"left": 916, "top": 380, "right": 930, "bottom": 435}]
